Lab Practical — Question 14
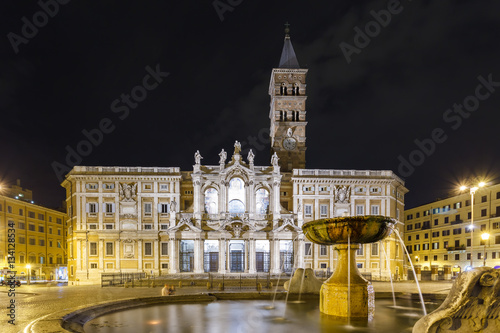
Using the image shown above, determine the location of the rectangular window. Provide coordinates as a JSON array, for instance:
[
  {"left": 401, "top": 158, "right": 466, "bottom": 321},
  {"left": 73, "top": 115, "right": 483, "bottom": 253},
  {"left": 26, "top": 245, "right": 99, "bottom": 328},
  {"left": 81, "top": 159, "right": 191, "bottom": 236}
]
[
  {"left": 434, "top": 219, "right": 439, "bottom": 226},
  {"left": 143, "top": 184, "right": 152, "bottom": 190},
  {"left": 444, "top": 217, "right": 449, "bottom": 224},
  {"left": 444, "top": 255, "right": 448, "bottom": 260},
  {"left": 434, "top": 255, "right": 438, "bottom": 261},
  {"left": 442, "top": 230, "right": 450, "bottom": 236},
  {"left": 29, "top": 238, "right": 36, "bottom": 245},
  {"left": 453, "top": 228, "right": 462, "bottom": 235},
  {"left": 356, "top": 245, "right": 364, "bottom": 256},
  {"left": 371, "top": 243, "right": 379, "bottom": 256},
  {"left": 90, "top": 242, "right": 97, "bottom": 256},
  {"left": 467, "top": 253, "right": 471, "bottom": 260},
  {"left": 304, "top": 204, "right": 312, "bottom": 217},
  {"left": 90, "top": 263, "right": 98, "bottom": 269},
  {"left": 105, "top": 203, "right": 115, "bottom": 214},
  {"left": 432, "top": 242, "right": 439, "bottom": 249},
  {"left": 407, "top": 214, "right": 413, "bottom": 220},
  {"left": 320, "top": 205, "right": 328, "bottom": 218},
  {"left": 18, "top": 222, "right": 25, "bottom": 229},
  {"left": 423, "top": 243, "right": 429, "bottom": 250},
  {"left": 356, "top": 205, "right": 364, "bottom": 216},
  {"left": 160, "top": 184, "right": 169, "bottom": 191},
  {"left": 416, "top": 234, "right": 420, "bottom": 240},
  {"left": 496, "top": 235, "right": 500, "bottom": 244},
  {"left": 414, "top": 244, "right": 420, "bottom": 251},
  {"left": 160, "top": 203, "right": 170, "bottom": 214},
  {"left": 8, "top": 206, "right": 13, "bottom": 213},
  {"left": 38, "top": 225, "right": 44, "bottom": 233},
  {"left": 481, "top": 224, "right": 486, "bottom": 231},
  {"left": 39, "top": 239, "right": 45, "bottom": 246},
  {"left": 493, "top": 252, "right": 497, "bottom": 259},
  {"left": 104, "top": 183, "right": 115, "bottom": 190},
  {"left": 19, "top": 208, "right": 23, "bottom": 216},
  {"left": 144, "top": 203, "right": 152, "bottom": 216},
  {"left": 455, "top": 254, "right": 460, "bottom": 260},
  {"left": 105, "top": 224, "right": 114, "bottom": 229},
  {"left": 432, "top": 231, "right": 439, "bottom": 237},
  {"left": 424, "top": 233, "right": 429, "bottom": 239},
  {"left": 160, "top": 224, "right": 169, "bottom": 230},
  {"left": 407, "top": 235, "right": 411, "bottom": 241},
  {"left": 416, "top": 212, "right": 420, "bottom": 218},
  {"left": 320, "top": 245, "right": 327, "bottom": 256},
  {"left": 144, "top": 224, "right": 152, "bottom": 230},
  {"left": 87, "top": 203, "right": 97, "bottom": 214},
  {"left": 56, "top": 218, "right": 62, "bottom": 224},
  {"left": 407, "top": 224, "right": 413, "bottom": 231},
  {"left": 481, "top": 195, "right": 487, "bottom": 203},
  {"left": 19, "top": 237, "right": 25, "bottom": 244},
  {"left": 88, "top": 224, "right": 97, "bottom": 229},
  {"left": 144, "top": 242, "right": 152, "bottom": 256},
  {"left": 481, "top": 209, "right": 487, "bottom": 217},
  {"left": 371, "top": 205, "right": 380, "bottom": 215},
  {"left": 161, "top": 242, "right": 169, "bottom": 256},
  {"left": 49, "top": 227, "right": 52, "bottom": 234},
  {"left": 105, "top": 242, "right": 114, "bottom": 256},
  {"left": 468, "top": 212, "right": 472, "bottom": 219},
  {"left": 424, "top": 256, "right": 428, "bottom": 261},
  {"left": 162, "top": 263, "right": 169, "bottom": 269},
  {"left": 38, "top": 213, "right": 44, "bottom": 220},
  {"left": 305, "top": 243, "right": 312, "bottom": 256},
  {"left": 29, "top": 224, "right": 35, "bottom": 231},
  {"left": 49, "top": 241, "right": 53, "bottom": 247},
  {"left": 444, "top": 241, "right": 449, "bottom": 248}
]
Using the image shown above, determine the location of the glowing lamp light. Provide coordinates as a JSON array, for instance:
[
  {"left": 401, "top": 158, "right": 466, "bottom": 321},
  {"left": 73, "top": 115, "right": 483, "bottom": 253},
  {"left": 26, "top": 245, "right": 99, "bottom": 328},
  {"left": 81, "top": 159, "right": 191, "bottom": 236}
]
[
  {"left": 479, "top": 182, "right": 486, "bottom": 188},
  {"left": 481, "top": 233, "right": 490, "bottom": 241},
  {"left": 460, "top": 185, "right": 467, "bottom": 191}
]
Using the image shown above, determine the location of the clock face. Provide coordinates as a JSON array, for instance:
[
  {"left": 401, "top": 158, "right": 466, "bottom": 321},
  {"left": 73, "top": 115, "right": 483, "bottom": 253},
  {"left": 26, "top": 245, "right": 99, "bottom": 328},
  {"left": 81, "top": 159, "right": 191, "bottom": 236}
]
[{"left": 283, "top": 137, "right": 297, "bottom": 151}]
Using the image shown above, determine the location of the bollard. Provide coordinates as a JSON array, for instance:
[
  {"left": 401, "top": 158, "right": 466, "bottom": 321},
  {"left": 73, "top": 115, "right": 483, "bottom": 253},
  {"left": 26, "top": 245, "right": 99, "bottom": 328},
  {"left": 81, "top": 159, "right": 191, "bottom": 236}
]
[{"left": 179, "top": 281, "right": 183, "bottom": 288}]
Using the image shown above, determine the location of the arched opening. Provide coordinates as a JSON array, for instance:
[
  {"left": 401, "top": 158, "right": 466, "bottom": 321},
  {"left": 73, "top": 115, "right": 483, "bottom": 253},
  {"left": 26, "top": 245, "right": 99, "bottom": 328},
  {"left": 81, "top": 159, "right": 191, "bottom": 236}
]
[
  {"left": 228, "top": 178, "right": 245, "bottom": 216},
  {"left": 255, "top": 188, "right": 270, "bottom": 215},
  {"left": 204, "top": 188, "right": 218, "bottom": 214}
]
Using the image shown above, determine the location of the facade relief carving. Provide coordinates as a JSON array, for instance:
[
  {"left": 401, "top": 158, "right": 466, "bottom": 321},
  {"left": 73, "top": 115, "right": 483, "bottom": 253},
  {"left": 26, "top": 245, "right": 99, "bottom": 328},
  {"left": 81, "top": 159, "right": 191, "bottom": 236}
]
[{"left": 335, "top": 185, "right": 351, "bottom": 204}]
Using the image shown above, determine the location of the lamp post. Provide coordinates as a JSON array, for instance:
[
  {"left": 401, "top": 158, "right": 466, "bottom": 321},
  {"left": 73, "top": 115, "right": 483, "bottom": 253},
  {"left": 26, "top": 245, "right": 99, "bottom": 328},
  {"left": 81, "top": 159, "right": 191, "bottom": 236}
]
[
  {"left": 460, "top": 182, "right": 485, "bottom": 269},
  {"left": 26, "top": 264, "right": 31, "bottom": 285},
  {"left": 481, "top": 232, "right": 490, "bottom": 266}
]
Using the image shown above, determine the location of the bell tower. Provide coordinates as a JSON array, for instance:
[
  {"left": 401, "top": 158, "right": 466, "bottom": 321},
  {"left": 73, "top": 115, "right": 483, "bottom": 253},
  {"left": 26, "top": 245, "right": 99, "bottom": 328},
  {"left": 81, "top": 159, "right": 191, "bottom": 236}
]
[{"left": 269, "top": 23, "right": 308, "bottom": 172}]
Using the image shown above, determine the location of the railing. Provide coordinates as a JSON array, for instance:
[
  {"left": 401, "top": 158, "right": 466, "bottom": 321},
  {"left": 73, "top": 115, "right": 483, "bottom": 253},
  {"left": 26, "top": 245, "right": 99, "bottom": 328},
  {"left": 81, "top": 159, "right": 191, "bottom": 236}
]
[
  {"left": 101, "top": 272, "right": 146, "bottom": 287},
  {"left": 446, "top": 246, "right": 466, "bottom": 252},
  {"left": 292, "top": 169, "right": 403, "bottom": 182},
  {"left": 74, "top": 166, "right": 181, "bottom": 174},
  {"left": 451, "top": 220, "right": 463, "bottom": 225}
]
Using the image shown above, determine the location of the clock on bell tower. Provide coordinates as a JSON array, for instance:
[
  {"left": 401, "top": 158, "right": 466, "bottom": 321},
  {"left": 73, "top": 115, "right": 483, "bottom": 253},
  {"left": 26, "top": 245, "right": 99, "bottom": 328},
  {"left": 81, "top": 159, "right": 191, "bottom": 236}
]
[{"left": 269, "top": 23, "right": 308, "bottom": 172}]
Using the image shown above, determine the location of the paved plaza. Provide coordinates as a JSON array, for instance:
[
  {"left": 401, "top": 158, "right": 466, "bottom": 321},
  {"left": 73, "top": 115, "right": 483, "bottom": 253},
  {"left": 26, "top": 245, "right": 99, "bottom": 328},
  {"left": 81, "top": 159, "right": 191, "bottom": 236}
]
[{"left": 1, "top": 280, "right": 453, "bottom": 333}]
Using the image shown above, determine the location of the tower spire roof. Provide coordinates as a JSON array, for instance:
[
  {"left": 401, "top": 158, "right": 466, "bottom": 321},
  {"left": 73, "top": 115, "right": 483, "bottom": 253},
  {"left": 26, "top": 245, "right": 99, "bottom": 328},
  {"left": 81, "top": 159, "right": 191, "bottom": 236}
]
[{"left": 278, "top": 22, "right": 300, "bottom": 69}]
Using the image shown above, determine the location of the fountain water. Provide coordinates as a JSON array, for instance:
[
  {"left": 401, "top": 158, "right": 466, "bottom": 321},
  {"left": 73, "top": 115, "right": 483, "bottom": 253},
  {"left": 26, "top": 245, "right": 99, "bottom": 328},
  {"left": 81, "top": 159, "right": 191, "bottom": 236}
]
[
  {"left": 391, "top": 225, "right": 427, "bottom": 316},
  {"left": 380, "top": 240, "right": 397, "bottom": 307}
]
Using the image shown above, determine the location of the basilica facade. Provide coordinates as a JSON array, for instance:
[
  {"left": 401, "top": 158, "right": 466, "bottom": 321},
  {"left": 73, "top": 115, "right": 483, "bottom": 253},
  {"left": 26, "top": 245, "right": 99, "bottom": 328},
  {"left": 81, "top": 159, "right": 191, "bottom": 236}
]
[{"left": 62, "top": 30, "right": 408, "bottom": 284}]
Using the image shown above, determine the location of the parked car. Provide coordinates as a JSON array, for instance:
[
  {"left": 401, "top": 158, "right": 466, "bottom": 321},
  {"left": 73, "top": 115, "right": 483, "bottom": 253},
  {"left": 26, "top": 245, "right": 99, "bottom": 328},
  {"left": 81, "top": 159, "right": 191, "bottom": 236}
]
[{"left": 1, "top": 279, "right": 21, "bottom": 287}]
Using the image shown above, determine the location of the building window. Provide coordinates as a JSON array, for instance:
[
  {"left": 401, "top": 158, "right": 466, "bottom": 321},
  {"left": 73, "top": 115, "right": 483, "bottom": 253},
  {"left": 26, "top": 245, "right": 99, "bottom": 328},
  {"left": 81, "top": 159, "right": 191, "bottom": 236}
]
[
  {"left": 160, "top": 184, "right": 169, "bottom": 191},
  {"left": 90, "top": 263, "right": 98, "bottom": 269},
  {"left": 29, "top": 238, "right": 36, "bottom": 245},
  {"left": 104, "top": 183, "right": 115, "bottom": 190},
  {"left": 455, "top": 254, "right": 460, "bottom": 260},
  {"left": 481, "top": 209, "right": 487, "bottom": 217},
  {"left": 407, "top": 235, "right": 411, "bottom": 241},
  {"left": 86, "top": 183, "right": 98, "bottom": 190},
  {"left": 143, "top": 183, "right": 152, "bottom": 190},
  {"left": 90, "top": 242, "right": 97, "bottom": 256},
  {"left": 453, "top": 228, "right": 462, "bottom": 235},
  {"left": 88, "top": 224, "right": 97, "bottom": 229},
  {"left": 160, "top": 224, "right": 169, "bottom": 230},
  {"left": 320, "top": 263, "right": 327, "bottom": 269},
  {"left": 432, "top": 231, "right": 439, "bottom": 237},
  {"left": 413, "top": 244, "right": 420, "bottom": 251},
  {"left": 416, "top": 234, "right": 420, "bottom": 240},
  {"left": 38, "top": 213, "right": 44, "bottom": 220},
  {"left": 255, "top": 189, "right": 270, "bottom": 215},
  {"left": 432, "top": 242, "right": 439, "bottom": 249},
  {"left": 29, "top": 224, "right": 35, "bottom": 231},
  {"left": 444, "top": 217, "right": 449, "bottom": 224},
  {"left": 162, "top": 263, "right": 169, "bottom": 269},
  {"left": 305, "top": 243, "right": 312, "bottom": 256},
  {"left": 443, "top": 241, "right": 448, "bottom": 248},
  {"left": 356, "top": 245, "right": 364, "bottom": 256},
  {"left": 371, "top": 205, "right": 380, "bottom": 215},
  {"left": 442, "top": 230, "right": 450, "bottom": 236},
  {"left": 320, "top": 205, "right": 328, "bottom": 218},
  {"left": 204, "top": 188, "right": 218, "bottom": 214},
  {"left": 407, "top": 224, "right": 413, "bottom": 231},
  {"left": 423, "top": 243, "right": 429, "bottom": 250},
  {"left": 416, "top": 212, "right": 420, "bottom": 218},
  {"left": 424, "top": 256, "right": 428, "bottom": 261},
  {"left": 105, "top": 224, "right": 114, "bottom": 230},
  {"left": 18, "top": 222, "right": 25, "bottom": 229},
  {"left": 444, "top": 255, "right": 448, "bottom": 260},
  {"left": 19, "top": 237, "right": 25, "bottom": 244},
  {"left": 304, "top": 205, "right": 312, "bottom": 217},
  {"left": 144, "top": 224, "right": 152, "bottom": 230},
  {"left": 320, "top": 245, "right": 327, "bottom": 256},
  {"left": 49, "top": 241, "right": 53, "bottom": 247},
  {"left": 356, "top": 205, "right": 364, "bottom": 216},
  {"left": 19, "top": 208, "right": 23, "bottom": 216},
  {"left": 481, "top": 195, "right": 487, "bottom": 203},
  {"left": 38, "top": 225, "right": 44, "bottom": 233},
  {"left": 371, "top": 243, "right": 379, "bottom": 256},
  {"left": 87, "top": 203, "right": 98, "bottom": 214},
  {"left": 105, "top": 203, "right": 115, "bottom": 214},
  {"left": 8, "top": 206, "right": 13, "bottom": 213},
  {"left": 159, "top": 203, "right": 170, "bottom": 214},
  {"left": 144, "top": 203, "right": 152, "bottom": 216},
  {"left": 105, "top": 242, "right": 114, "bottom": 256},
  {"left": 434, "top": 219, "right": 439, "bottom": 226},
  {"left": 56, "top": 218, "right": 62, "bottom": 224},
  {"left": 161, "top": 242, "right": 169, "bottom": 256},
  {"left": 424, "top": 233, "right": 429, "bottom": 239},
  {"left": 493, "top": 252, "right": 497, "bottom": 259},
  {"left": 407, "top": 214, "right": 413, "bottom": 220},
  {"left": 144, "top": 242, "right": 152, "bottom": 256}
]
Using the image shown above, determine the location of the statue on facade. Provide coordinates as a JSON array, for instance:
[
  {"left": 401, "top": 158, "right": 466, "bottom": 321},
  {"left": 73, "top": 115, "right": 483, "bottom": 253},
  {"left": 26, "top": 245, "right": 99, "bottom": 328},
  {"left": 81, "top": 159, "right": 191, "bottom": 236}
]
[
  {"left": 194, "top": 150, "right": 203, "bottom": 164},
  {"left": 247, "top": 149, "right": 255, "bottom": 164},
  {"left": 170, "top": 200, "right": 177, "bottom": 212},
  {"left": 119, "top": 183, "right": 137, "bottom": 202},
  {"left": 234, "top": 141, "right": 241, "bottom": 154},
  {"left": 335, "top": 185, "right": 350, "bottom": 204},
  {"left": 271, "top": 152, "right": 279, "bottom": 167},
  {"left": 287, "top": 127, "right": 293, "bottom": 137},
  {"left": 219, "top": 149, "right": 227, "bottom": 164}
]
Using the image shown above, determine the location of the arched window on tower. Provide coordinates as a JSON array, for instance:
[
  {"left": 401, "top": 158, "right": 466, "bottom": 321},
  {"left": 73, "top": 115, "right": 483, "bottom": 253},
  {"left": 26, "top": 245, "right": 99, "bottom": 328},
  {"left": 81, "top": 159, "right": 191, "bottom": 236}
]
[
  {"left": 204, "top": 188, "right": 218, "bottom": 214},
  {"left": 280, "top": 86, "right": 284, "bottom": 96},
  {"left": 255, "top": 189, "right": 270, "bottom": 215},
  {"left": 228, "top": 178, "right": 246, "bottom": 216}
]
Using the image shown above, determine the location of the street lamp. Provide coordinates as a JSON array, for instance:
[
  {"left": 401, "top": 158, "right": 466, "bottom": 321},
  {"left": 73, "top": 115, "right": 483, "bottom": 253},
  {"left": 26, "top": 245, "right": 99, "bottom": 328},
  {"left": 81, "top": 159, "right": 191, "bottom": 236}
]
[
  {"left": 26, "top": 264, "right": 31, "bottom": 285},
  {"left": 481, "top": 232, "right": 490, "bottom": 266},
  {"left": 460, "top": 182, "right": 486, "bottom": 269}
]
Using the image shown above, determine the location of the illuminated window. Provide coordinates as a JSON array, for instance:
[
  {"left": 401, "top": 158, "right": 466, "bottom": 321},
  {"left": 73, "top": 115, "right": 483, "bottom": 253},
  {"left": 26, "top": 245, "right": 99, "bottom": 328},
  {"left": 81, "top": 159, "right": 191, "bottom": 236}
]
[
  {"left": 255, "top": 189, "right": 270, "bottom": 215},
  {"left": 204, "top": 188, "right": 218, "bottom": 214}
]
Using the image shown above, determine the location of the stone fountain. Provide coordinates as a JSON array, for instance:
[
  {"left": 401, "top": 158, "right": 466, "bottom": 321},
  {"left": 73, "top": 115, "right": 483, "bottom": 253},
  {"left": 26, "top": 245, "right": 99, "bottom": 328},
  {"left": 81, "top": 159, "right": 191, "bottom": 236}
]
[{"left": 302, "top": 215, "right": 396, "bottom": 318}]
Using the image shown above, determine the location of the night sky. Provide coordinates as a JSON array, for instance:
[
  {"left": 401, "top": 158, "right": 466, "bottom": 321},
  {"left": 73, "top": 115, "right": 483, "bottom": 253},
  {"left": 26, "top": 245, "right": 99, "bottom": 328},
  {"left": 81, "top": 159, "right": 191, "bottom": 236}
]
[{"left": 1, "top": 0, "right": 500, "bottom": 210}]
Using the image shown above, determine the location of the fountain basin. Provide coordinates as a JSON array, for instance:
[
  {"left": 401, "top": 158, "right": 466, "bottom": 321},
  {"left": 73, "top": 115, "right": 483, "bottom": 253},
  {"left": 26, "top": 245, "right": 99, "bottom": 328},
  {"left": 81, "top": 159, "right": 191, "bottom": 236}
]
[{"left": 302, "top": 215, "right": 396, "bottom": 245}]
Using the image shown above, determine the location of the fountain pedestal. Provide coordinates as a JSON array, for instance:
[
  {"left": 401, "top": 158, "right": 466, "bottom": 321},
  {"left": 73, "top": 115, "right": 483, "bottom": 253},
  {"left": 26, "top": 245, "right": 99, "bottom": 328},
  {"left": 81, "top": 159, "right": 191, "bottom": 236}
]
[{"left": 320, "top": 244, "right": 374, "bottom": 318}]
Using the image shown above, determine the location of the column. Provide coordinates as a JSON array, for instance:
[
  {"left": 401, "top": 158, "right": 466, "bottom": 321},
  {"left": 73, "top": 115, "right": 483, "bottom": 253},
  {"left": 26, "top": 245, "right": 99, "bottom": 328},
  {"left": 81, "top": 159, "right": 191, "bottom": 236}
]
[
  {"left": 153, "top": 196, "right": 159, "bottom": 230},
  {"left": 218, "top": 238, "right": 226, "bottom": 273},
  {"left": 98, "top": 196, "right": 103, "bottom": 230},
  {"left": 138, "top": 241, "right": 143, "bottom": 272},
  {"left": 98, "top": 240, "right": 104, "bottom": 271},
  {"left": 296, "top": 235, "right": 305, "bottom": 269},
  {"left": 169, "top": 237, "right": 178, "bottom": 273},
  {"left": 194, "top": 237, "right": 203, "bottom": 273},
  {"left": 76, "top": 240, "right": 82, "bottom": 271},
  {"left": 244, "top": 240, "right": 249, "bottom": 272},
  {"left": 271, "top": 238, "right": 281, "bottom": 274},
  {"left": 248, "top": 238, "right": 256, "bottom": 274},
  {"left": 115, "top": 240, "right": 121, "bottom": 271},
  {"left": 153, "top": 240, "right": 159, "bottom": 272}
]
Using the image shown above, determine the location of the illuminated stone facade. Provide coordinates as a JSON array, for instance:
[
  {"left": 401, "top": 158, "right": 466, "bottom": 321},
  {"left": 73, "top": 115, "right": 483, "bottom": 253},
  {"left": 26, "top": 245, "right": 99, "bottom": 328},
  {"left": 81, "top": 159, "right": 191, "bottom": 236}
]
[{"left": 62, "top": 32, "right": 407, "bottom": 284}]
